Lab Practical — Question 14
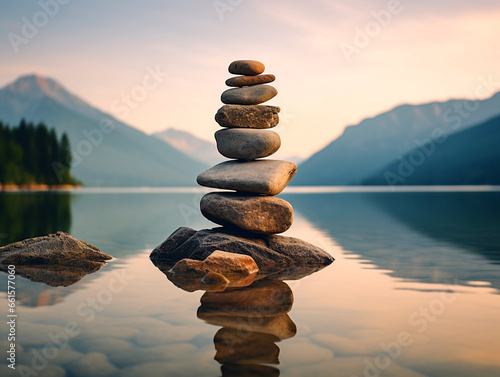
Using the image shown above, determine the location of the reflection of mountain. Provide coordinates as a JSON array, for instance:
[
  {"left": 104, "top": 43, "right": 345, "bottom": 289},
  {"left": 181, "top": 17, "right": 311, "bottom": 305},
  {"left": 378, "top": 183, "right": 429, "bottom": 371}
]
[
  {"left": 198, "top": 280, "right": 296, "bottom": 376},
  {"left": 0, "top": 192, "right": 72, "bottom": 246},
  {"left": 285, "top": 192, "right": 500, "bottom": 292}
]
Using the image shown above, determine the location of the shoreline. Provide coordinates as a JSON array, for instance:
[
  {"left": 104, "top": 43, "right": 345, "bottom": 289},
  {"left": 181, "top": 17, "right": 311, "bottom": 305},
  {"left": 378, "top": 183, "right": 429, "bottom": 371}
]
[{"left": 0, "top": 183, "right": 82, "bottom": 192}]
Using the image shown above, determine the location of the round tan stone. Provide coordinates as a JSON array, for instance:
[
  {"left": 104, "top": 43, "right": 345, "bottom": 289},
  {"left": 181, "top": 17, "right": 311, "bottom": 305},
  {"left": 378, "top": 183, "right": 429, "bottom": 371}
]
[
  {"left": 221, "top": 85, "right": 277, "bottom": 105},
  {"left": 226, "top": 74, "right": 276, "bottom": 87},
  {"left": 215, "top": 128, "right": 280, "bottom": 160},
  {"left": 228, "top": 60, "right": 265, "bottom": 75},
  {"left": 200, "top": 192, "right": 293, "bottom": 234}
]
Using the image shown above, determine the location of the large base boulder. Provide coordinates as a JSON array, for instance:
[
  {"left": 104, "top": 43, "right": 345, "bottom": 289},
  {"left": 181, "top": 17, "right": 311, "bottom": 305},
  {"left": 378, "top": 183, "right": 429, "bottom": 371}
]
[{"left": 150, "top": 227, "right": 334, "bottom": 279}]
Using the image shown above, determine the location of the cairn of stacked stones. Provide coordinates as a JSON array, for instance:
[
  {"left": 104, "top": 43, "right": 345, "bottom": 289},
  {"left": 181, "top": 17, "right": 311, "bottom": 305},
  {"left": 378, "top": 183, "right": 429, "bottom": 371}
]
[{"left": 197, "top": 60, "right": 297, "bottom": 235}]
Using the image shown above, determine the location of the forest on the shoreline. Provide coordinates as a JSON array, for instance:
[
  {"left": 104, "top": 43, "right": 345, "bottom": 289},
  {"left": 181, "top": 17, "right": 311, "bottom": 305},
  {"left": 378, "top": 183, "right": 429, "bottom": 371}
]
[{"left": 0, "top": 119, "right": 80, "bottom": 187}]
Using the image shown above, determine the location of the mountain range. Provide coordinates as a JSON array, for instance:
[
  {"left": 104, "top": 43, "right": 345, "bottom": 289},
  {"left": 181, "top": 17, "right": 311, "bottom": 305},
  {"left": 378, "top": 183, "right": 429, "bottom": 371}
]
[
  {"left": 363, "top": 114, "right": 500, "bottom": 185},
  {"left": 0, "top": 75, "right": 206, "bottom": 186},
  {"left": 294, "top": 91, "right": 500, "bottom": 185},
  {"left": 1, "top": 74, "right": 498, "bottom": 187}
]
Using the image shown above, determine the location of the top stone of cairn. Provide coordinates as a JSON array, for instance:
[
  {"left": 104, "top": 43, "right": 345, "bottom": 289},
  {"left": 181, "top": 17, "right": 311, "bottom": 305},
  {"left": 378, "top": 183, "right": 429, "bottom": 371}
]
[{"left": 228, "top": 60, "right": 265, "bottom": 76}]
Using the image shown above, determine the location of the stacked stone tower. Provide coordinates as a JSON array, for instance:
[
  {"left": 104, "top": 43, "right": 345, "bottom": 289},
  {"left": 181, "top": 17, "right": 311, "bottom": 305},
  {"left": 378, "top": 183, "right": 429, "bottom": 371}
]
[{"left": 197, "top": 60, "right": 297, "bottom": 234}]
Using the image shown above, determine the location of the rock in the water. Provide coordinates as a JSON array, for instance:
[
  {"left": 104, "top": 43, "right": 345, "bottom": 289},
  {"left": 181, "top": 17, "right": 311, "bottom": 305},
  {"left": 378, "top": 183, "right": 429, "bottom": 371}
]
[
  {"left": 197, "top": 160, "right": 297, "bottom": 196},
  {"left": 170, "top": 250, "right": 259, "bottom": 276},
  {"left": 150, "top": 227, "right": 334, "bottom": 277},
  {"left": 200, "top": 192, "right": 293, "bottom": 234},
  {"left": 215, "top": 105, "right": 280, "bottom": 129},
  {"left": 228, "top": 60, "right": 265, "bottom": 76},
  {"left": 0, "top": 231, "right": 112, "bottom": 266},
  {"left": 226, "top": 74, "right": 276, "bottom": 87},
  {"left": 221, "top": 85, "right": 277, "bottom": 105},
  {"left": 215, "top": 128, "right": 281, "bottom": 160}
]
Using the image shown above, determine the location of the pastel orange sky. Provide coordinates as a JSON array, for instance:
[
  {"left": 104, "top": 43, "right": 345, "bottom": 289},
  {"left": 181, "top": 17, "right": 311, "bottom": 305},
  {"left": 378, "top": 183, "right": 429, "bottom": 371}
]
[{"left": 1, "top": 0, "right": 500, "bottom": 159}]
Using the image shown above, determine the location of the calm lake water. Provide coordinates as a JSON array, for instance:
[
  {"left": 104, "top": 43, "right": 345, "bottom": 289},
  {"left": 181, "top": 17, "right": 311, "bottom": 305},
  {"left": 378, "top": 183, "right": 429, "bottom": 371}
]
[{"left": 1, "top": 188, "right": 500, "bottom": 377}]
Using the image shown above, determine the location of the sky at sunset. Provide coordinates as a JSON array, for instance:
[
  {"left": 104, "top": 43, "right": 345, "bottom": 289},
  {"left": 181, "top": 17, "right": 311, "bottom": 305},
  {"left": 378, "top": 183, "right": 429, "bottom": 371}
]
[{"left": 1, "top": 0, "right": 500, "bottom": 159}]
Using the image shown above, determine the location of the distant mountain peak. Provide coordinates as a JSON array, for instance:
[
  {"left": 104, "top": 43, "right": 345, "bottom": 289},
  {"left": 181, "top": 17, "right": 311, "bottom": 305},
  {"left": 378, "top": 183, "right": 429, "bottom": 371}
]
[
  {"left": 7, "top": 74, "right": 66, "bottom": 99},
  {"left": 1, "top": 74, "right": 103, "bottom": 122}
]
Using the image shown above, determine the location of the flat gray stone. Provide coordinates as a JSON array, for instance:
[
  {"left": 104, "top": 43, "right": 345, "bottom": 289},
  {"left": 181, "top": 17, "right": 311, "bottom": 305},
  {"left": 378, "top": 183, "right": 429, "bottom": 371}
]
[
  {"left": 200, "top": 192, "right": 293, "bottom": 234},
  {"left": 221, "top": 85, "right": 277, "bottom": 105},
  {"left": 215, "top": 128, "right": 281, "bottom": 160},
  {"left": 215, "top": 105, "right": 280, "bottom": 129},
  {"left": 226, "top": 74, "right": 276, "bottom": 87},
  {"left": 228, "top": 60, "right": 265, "bottom": 75},
  {"left": 150, "top": 227, "right": 334, "bottom": 278},
  {"left": 197, "top": 160, "right": 297, "bottom": 195}
]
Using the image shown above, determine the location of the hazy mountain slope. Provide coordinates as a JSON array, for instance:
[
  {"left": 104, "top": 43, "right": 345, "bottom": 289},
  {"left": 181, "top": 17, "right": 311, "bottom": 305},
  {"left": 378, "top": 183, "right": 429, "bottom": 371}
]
[
  {"left": 363, "top": 115, "right": 500, "bottom": 185},
  {"left": 153, "top": 128, "right": 223, "bottom": 166},
  {"left": 0, "top": 75, "right": 207, "bottom": 186},
  {"left": 293, "top": 92, "right": 500, "bottom": 185}
]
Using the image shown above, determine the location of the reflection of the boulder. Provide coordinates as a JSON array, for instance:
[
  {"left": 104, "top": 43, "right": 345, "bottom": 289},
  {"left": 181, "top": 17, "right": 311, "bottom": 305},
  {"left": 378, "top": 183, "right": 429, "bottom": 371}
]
[
  {"left": 198, "top": 280, "right": 297, "bottom": 376},
  {"left": 0, "top": 260, "right": 107, "bottom": 307},
  {"left": 0, "top": 260, "right": 106, "bottom": 287},
  {"left": 154, "top": 259, "right": 328, "bottom": 293},
  {"left": 154, "top": 262, "right": 258, "bottom": 292}
]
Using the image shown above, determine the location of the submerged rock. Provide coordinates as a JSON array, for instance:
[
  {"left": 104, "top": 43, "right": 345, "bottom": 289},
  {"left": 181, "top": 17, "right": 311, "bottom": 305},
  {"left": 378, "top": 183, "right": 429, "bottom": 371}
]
[
  {"left": 170, "top": 250, "right": 259, "bottom": 276},
  {"left": 0, "top": 232, "right": 111, "bottom": 287},
  {"left": 0, "top": 231, "right": 111, "bottom": 266},
  {"left": 150, "top": 227, "right": 334, "bottom": 278}
]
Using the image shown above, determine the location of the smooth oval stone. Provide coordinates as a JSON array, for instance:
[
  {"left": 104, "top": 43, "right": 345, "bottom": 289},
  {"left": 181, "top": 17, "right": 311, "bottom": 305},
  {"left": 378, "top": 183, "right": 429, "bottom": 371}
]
[
  {"left": 197, "top": 160, "right": 297, "bottom": 196},
  {"left": 215, "top": 129, "right": 281, "bottom": 160},
  {"left": 200, "top": 192, "right": 293, "bottom": 234},
  {"left": 221, "top": 85, "right": 277, "bottom": 105},
  {"left": 226, "top": 74, "right": 276, "bottom": 87},
  {"left": 215, "top": 105, "right": 280, "bottom": 129},
  {"left": 228, "top": 60, "right": 265, "bottom": 76}
]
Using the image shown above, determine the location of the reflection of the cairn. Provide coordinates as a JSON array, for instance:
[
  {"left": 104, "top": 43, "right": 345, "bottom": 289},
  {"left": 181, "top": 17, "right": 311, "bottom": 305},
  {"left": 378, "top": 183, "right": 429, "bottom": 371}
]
[
  {"left": 153, "top": 253, "right": 330, "bottom": 376},
  {"left": 198, "top": 279, "right": 296, "bottom": 376}
]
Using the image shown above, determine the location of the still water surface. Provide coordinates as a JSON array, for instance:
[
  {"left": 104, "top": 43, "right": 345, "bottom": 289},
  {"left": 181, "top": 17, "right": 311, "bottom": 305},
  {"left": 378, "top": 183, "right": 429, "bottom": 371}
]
[{"left": 1, "top": 188, "right": 499, "bottom": 377}]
